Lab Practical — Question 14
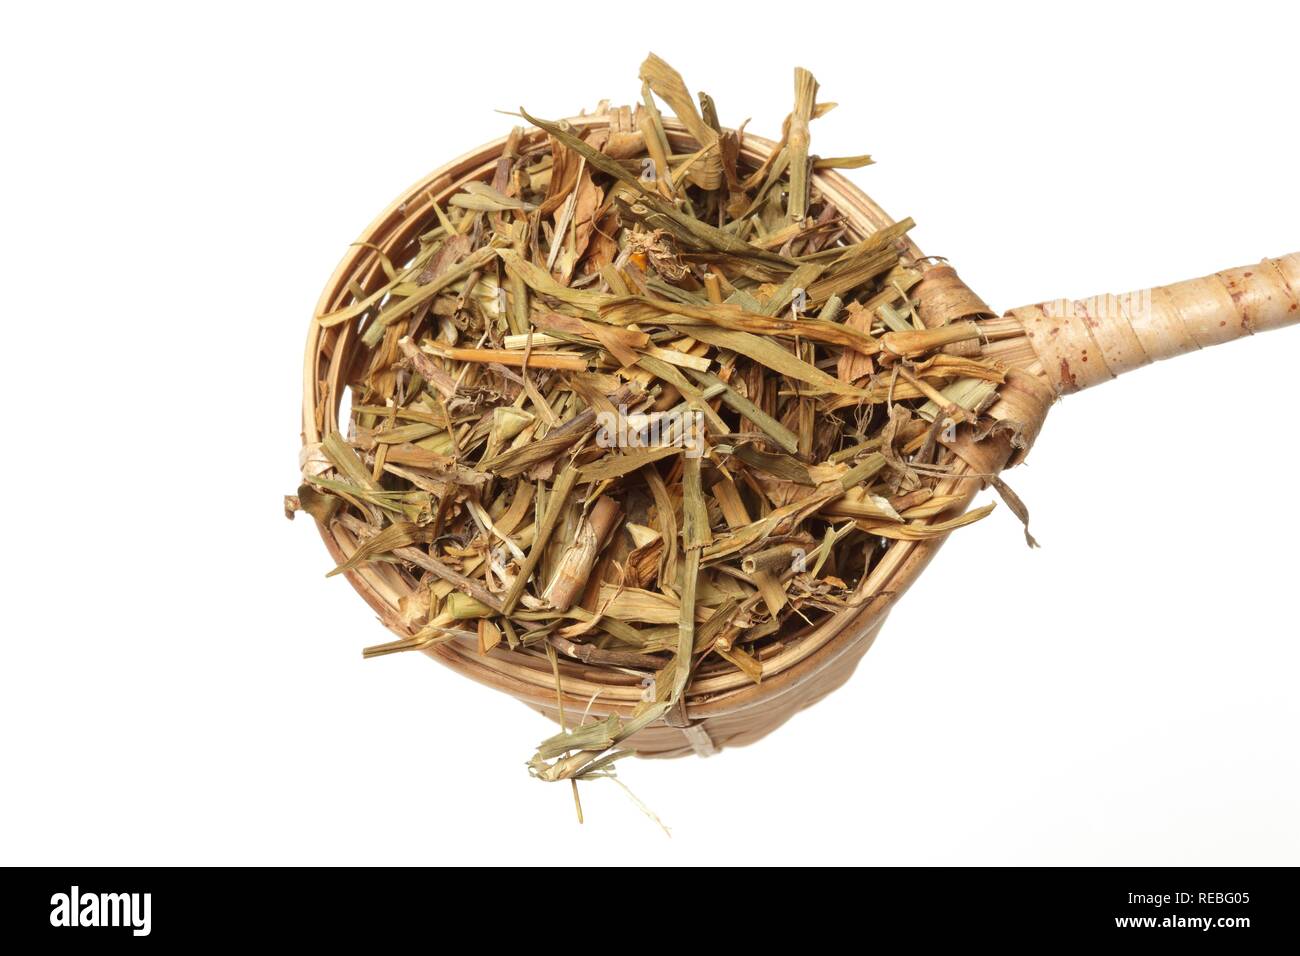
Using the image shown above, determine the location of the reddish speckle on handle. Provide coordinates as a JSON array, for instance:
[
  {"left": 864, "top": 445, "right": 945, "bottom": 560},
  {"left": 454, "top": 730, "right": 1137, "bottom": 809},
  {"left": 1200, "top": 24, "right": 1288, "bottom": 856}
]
[{"left": 1058, "top": 358, "right": 1078, "bottom": 390}]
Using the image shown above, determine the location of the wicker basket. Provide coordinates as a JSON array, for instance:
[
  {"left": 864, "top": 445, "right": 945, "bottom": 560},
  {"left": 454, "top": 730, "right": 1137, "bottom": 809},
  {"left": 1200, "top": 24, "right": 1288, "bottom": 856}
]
[{"left": 301, "top": 113, "right": 1298, "bottom": 758}]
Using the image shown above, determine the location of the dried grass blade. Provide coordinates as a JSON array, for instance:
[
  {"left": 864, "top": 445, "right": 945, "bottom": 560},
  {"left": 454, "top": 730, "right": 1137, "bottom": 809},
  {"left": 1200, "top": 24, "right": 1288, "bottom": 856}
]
[{"left": 503, "top": 463, "right": 579, "bottom": 613}]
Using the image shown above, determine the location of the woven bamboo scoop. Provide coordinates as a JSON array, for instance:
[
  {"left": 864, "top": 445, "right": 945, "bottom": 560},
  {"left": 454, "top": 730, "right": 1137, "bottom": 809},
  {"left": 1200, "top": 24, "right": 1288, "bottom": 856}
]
[{"left": 298, "top": 110, "right": 1298, "bottom": 766}]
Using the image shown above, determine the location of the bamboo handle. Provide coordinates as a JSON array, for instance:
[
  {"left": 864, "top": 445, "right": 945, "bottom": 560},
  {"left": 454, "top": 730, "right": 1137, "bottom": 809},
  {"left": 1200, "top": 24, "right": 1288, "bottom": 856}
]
[{"left": 1007, "top": 253, "right": 1300, "bottom": 394}]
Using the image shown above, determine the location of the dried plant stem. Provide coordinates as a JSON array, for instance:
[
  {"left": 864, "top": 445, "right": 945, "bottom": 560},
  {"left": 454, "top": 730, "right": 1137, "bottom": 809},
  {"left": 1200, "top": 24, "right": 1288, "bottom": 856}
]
[{"left": 543, "top": 497, "right": 622, "bottom": 611}]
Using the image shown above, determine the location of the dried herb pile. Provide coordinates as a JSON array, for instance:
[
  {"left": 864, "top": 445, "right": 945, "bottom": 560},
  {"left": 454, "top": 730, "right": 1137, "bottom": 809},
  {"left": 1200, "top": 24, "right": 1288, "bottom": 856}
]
[{"left": 290, "top": 54, "right": 1023, "bottom": 783}]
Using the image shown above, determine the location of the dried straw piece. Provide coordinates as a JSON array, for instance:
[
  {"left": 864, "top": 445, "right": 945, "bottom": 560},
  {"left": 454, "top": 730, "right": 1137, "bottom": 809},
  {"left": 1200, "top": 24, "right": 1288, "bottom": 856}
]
[
  {"left": 543, "top": 497, "right": 622, "bottom": 611},
  {"left": 638, "top": 54, "right": 722, "bottom": 191},
  {"left": 786, "top": 68, "right": 818, "bottom": 223}
]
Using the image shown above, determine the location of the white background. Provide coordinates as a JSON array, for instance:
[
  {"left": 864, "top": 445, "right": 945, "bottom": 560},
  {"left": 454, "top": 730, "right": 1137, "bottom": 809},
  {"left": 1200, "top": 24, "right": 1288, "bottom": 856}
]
[{"left": 2, "top": 1, "right": 1297, "bottom": 865}]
